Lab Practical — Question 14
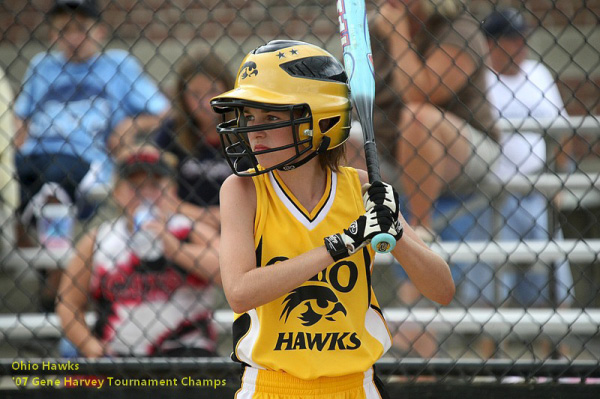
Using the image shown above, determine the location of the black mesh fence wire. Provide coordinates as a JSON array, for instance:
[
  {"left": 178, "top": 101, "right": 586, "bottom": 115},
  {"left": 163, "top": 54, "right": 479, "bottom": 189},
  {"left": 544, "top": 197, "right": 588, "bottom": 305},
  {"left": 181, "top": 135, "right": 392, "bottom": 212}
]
[{"left": 0, "top": 0, "right": 599, "bottom": 396}]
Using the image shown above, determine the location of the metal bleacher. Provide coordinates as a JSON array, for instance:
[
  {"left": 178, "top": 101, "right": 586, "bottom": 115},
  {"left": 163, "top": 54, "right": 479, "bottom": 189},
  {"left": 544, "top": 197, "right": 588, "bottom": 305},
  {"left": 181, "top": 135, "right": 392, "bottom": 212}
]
[
  {"left": 2, "top": 307, "right": 600, "bottom": 342},
  {"left": 1, "top": 115, "right": 600, "bottom": 349}
]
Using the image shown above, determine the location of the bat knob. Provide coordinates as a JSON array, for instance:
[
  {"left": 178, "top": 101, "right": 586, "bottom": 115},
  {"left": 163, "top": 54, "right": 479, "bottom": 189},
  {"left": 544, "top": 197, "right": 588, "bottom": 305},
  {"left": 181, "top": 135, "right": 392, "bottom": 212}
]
[{"left": 371, "top": 233, "right": 396, "bottom": 254}]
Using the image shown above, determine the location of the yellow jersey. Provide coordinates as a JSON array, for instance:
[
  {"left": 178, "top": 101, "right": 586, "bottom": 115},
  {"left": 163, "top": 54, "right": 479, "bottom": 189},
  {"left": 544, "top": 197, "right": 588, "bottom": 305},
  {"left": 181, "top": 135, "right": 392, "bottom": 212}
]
[{"left": 231, "top": 167, "right": 392, "bottom": 380}]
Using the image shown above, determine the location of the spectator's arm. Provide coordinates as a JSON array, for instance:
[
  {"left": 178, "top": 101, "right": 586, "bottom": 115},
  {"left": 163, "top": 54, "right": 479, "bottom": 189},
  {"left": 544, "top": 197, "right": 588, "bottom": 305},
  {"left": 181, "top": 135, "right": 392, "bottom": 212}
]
[
  {"left": 146, "top": 218, "right": 221, "bottom": 284},
  {"left": 156, "top": 181, "right": 221, "bottom": 229},
  {"left": 56, "top": 229, "right": 106, "bottom": 358},
  {"left": 170, "top": 202, "right": 221, "bottom": 230},
  {"left": 13, "top": 117, "right": 28, "bottom": 149},
  {"left": 375, "top": 1, "right": 478, "bottom": 104},
  {"left": 108, "top": 53, "right": 171, "bottom": 155},
  {"left": 108, "top": 109, "right": 169, "bottom": 155},
  {"left": 537, "top": 72, "right": 576, "bottom": 171},
  {"left": 555, "top": 135, "right": 576, "bottom": 172}
]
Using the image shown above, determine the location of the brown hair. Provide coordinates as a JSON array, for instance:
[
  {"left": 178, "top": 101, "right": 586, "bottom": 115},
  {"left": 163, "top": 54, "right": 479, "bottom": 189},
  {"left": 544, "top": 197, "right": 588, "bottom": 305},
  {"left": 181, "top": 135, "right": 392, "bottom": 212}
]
[
  {"left": 172, "top": 51, "right": 236, "bottom": 154},
  {"left": 319, "top": 145, "right": 346, "bottom": 172}
]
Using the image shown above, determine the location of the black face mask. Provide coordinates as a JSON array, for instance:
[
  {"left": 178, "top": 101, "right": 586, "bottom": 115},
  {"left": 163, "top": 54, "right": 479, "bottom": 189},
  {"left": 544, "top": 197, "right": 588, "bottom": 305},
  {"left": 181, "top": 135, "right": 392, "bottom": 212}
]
[{"left": 212, "top": 100, "right": 317, "bottom": 176}]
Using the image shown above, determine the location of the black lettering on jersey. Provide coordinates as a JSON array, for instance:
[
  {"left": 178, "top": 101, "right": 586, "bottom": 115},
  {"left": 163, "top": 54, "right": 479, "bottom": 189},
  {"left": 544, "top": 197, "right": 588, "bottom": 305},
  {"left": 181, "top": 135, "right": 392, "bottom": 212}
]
[
  {"left": 280, "top": 286, "right": 347, "bottom": 326},
  {"left": 347, "top": 332, "right": 361, "bottom": 350},
  {"left": 293, "top": 332, "right": 306, "bottom": 350},
  {"left": 274, "top": 332, "right": 361, "bottom": 351},
  {"left": 329, "top": 261, "right": 358, "bottom": 293},
  {"left": 240, "top": 61, "right": 258, "bottom": 79},
  {"left": 308, "top": 260, "right": 358, "bottom": 293},
  {"left": 309, "top": 269, "right": 328, "bottom": 283},
  {"left": 328, "top": 332, "right": 342, "bottom": 350},
  {"left": 306, "top": 331, "right": 331, "bottom": 351},
  {"left": 274, "top": 332, "right": 293, "bottom": 350}
]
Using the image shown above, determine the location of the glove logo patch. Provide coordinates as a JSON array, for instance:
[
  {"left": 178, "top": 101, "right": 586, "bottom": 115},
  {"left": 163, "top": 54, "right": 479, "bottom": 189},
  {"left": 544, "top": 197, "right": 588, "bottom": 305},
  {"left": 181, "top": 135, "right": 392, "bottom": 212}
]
[
  {"left": 327, "top": 235, "right": 340, "bottom": 245},
  {"left": 348, "top": 221, "right": 358, "bottom": 235}
]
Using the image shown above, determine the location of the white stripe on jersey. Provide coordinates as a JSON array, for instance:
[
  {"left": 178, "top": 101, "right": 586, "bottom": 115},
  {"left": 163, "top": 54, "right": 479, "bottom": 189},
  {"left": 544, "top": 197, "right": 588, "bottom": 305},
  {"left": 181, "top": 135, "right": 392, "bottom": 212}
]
[
  {"left": 365, "top": 307, "right": 392, "bottom": 355},
  {"left": 268, "top": 171, "right": 337, "bottom": 231},
  {"left": 235, "top": 309, "right": 265, "bottom": 370}
]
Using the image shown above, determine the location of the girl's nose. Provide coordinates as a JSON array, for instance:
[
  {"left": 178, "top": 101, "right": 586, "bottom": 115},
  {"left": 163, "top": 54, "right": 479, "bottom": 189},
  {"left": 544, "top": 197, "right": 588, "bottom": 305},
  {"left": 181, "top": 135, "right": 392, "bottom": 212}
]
[{"left": 248, "top": 128, "right": 267, "bottom": 139}]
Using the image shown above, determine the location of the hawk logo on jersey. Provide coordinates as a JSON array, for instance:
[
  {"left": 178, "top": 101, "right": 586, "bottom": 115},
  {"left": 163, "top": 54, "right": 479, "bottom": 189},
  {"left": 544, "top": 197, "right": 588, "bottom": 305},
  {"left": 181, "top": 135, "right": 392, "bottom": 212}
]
[
  {"left": 280, "top": 285, "right": 347, "bottom": 326},
  {"left": 240, "top": 61, "right": 259, "bottom": 79}
]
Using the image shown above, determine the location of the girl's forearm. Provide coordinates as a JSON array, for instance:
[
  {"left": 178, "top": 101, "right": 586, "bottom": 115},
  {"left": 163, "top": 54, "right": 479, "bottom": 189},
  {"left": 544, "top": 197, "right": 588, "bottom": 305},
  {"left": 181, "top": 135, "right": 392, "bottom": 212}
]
[{"left": 224, "top": 246, "right": 334, "bottom": 313}]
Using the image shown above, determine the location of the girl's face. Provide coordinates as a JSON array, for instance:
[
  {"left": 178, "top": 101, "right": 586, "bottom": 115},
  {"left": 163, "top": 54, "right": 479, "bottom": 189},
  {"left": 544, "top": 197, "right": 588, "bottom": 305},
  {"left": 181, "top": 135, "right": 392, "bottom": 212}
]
[
  {"left": 114, "top": 172, "right": 169, "bottom": 216},
  {"left": 243, "top": 107, "right": 297, "bottom": 169},
  {"left": 184, "top": 74, "right": 227, "bottom": 142}
]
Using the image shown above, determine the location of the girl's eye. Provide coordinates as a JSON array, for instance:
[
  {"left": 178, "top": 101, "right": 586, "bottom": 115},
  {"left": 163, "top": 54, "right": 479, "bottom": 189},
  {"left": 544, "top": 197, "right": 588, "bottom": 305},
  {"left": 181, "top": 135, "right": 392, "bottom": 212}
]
[
  {"left": 267, "top": 115, "right": 280, "bottom": 122},
  {"left": 243, "top": 114, "right": 254, "bottom": 122}
]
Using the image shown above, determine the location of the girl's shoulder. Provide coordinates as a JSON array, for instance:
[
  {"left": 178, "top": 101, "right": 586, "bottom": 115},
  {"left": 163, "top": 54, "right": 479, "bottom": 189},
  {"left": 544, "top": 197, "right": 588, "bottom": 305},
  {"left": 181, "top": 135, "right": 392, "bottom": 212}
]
[
  {"left": 221, "top": 174, "right": 256, "bottom": 200},
  {"left": 220, "top": 174, "right": 258, "bottom": 224},
  {"left": 338, "top": 166, "right": 369, "bottom": 186}
]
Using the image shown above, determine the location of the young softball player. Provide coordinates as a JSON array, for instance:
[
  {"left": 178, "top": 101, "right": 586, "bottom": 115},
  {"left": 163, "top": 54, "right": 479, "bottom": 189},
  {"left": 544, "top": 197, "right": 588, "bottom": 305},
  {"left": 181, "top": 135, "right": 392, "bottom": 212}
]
[{"left": 212, "top": 39, "right": 454, "bottom": 399}]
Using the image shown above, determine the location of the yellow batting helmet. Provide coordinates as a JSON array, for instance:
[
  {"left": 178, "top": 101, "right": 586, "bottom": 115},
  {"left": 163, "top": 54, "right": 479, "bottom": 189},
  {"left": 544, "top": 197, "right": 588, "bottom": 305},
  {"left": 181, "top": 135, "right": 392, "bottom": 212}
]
[{"left": 211, "top": 40, "right": 352, "bottom": 176}]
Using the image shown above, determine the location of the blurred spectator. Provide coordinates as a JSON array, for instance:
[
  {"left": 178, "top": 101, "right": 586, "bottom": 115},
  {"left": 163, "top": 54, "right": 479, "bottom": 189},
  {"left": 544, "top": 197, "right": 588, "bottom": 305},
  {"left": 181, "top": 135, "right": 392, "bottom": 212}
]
[
  {"left": 483, "top": 7, "right": 573, "bottom": 308},
  {"left": 370, "top": 0, "right": 500, "bottom": 358},
  {"left": 14, "top": 0, "right": 169, "bottom": 238},
  {"left": 13, "top": 0, "right": 168, "bottom": 311},
  {"left": 0, "top": 66, "right": 18, "bottom": 225},
  {"left": 550, "top": 53, "right": 600, "bottom": 307},
  {"left": 154, "top": 51, "right": 235, "bottom": 227},
  {"left": 56, "top": 144, "right": 221, "bottom": 357},
  {"left": 371, "top": 0, "right": 500, "bottom": 240}
]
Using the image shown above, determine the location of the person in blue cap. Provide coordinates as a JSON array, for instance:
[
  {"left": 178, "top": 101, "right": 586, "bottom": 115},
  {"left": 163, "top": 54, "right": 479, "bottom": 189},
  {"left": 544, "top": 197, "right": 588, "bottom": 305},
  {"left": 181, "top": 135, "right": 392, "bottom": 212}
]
[{"left": 483, "top": 7, "right": 574, "bottom": 310}]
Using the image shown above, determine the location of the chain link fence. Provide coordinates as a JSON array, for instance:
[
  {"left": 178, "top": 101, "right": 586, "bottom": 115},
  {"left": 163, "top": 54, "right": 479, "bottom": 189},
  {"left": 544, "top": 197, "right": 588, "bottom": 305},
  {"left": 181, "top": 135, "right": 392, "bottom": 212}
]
[{"left": 0, "top": 0, "right": 599, "bottom": 396}]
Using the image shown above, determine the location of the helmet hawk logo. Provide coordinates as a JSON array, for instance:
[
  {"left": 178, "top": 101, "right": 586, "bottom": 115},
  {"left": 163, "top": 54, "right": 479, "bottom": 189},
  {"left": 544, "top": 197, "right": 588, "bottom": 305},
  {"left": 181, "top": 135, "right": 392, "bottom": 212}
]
[
  {"left": 240, "top": 61, "right": 259, "bottom": 79},
  {"left": 280, "top": 285, "right": 347, "bottom": 327}
]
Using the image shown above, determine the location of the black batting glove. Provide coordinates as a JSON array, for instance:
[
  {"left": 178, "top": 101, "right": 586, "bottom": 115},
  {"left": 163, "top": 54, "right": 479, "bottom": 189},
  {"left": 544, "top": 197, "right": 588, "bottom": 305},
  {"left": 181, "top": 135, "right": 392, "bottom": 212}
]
[
  {"left": 362, "top": 180, "right": 400, "bottom": 220},
  {"left": 324, "top": 205, "right": 402, "bottom": 261}
]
